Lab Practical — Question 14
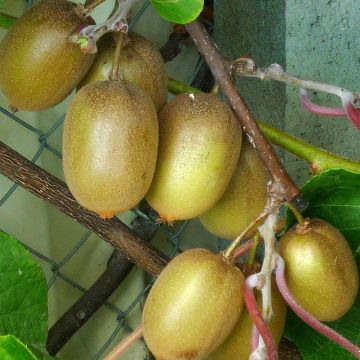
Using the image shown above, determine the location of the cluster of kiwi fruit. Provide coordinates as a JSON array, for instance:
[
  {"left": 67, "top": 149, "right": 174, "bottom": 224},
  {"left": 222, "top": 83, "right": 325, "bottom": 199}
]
[{"left": 0, "top": 1, "right": 359, "bottom": 359}]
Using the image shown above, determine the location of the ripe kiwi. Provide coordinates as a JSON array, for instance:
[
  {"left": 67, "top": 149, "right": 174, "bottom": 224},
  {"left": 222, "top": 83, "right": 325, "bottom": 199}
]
[
  {"left": 208, "top": 280, "right": 287, "bottom": 360},
  {"left": 78, "top": 32, "right": 167, "bottom": 111},
  {"left": 200, "top": 136, "right": 269, "bottom": 240},
  {"left": 0, "top": 0, "right": 95, "bottom": 111},
  {"left": 142, "top": 248, "right": 245, "bottom": 360},
  {"left": 63, "top": 80, "right": 158, "bottom": 219},
  {"left": 279, "top": 218, "right": 359, "bottom": 321},
  {"left": 145, "top": 93, "right": 242, "bottom": 222}
]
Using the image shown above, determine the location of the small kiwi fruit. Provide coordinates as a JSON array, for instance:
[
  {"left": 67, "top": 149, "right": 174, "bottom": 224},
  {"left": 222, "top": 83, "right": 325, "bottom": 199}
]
[
  {"left": 279, "top": 218, "right": 359, "bottom": 321},
  {"left": 145, "top": 93, "right": 242, "bottom": 223},
  {"left": 142, "top": 248, "right": 245, "bottom": 360},
  {"left": 200, "top": 136, "right": 269, "bottom": 240},
  {"left": 78, "top": 32, "right": 167, "bottom": 111},
  {"left": 0, "top": 0, "right": 95, "bottom": 111},
  {"left": 208, "top": 280, "right": 287, "bottom": 360},
  {"left": 63, "top": 80, "right": 158, "bottom": 219}
]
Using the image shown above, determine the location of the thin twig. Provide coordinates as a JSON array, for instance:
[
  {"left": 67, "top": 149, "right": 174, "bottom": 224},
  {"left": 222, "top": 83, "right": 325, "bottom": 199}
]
[
  {"left": 185, "top": 21, "right": 305, "bottom": 210},
  {"left": 103, "top": 325, "right": 144, "bottom": 360},
  {"left": 231, "top": 59, "right": 360, "bottom": 130},
  {"left": 71, "top": 0, "right": 139, "bottom": 53},
  {"left": 110, "top": 32, "right": 126, "bottom": 80},
  {"left": 83, "top": 0, "right": 107, "bottom": 14},
  {"left": 46, "top": 215, "right": 157, "bottom": 355},
  {"left": 224, "top": 211, "right": 269, "bottom": 259}
]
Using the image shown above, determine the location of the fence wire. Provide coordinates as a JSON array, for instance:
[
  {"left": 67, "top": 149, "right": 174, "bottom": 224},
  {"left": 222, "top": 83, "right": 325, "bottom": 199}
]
[{"left": 0, "top": 0, "right": 207, "bottom": 358}]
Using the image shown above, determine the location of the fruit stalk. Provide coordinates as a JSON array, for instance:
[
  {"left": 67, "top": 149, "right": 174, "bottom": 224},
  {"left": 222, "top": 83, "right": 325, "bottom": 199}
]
[
  {"left": 73, "top": 0, "right": 140, "bottom": 53},
  {"left": 243, "top": 274, "right": 278, "bottom": 360},
  {"left": 224, "top": 211, "right": 269, "bottom": 259},
  {"left": 231, "top": 59, "right": 360, "bottom": 130},
  {"left": 257, "top": 120, "right": 360, "bottom": 173},
  {"left": 110, "top": 32, "right": 126, "bottom": 80},
  {"left": 0, "top": 141, "right": 168, "bottom": 277},
  {"left": 185, "top": 20, "right": 305, "bottom": 210},
  {"left": 83, "top": 0, "right": 107, "bottom": 15},
  {"left": 103, "top": 325, "right": 143, "bottom": 360},
  {"left": 275, "top": 255, "right": 360, "bottom": 359}
]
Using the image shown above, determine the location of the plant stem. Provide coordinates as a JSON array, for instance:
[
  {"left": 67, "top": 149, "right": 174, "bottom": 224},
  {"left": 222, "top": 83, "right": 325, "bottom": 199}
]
[
  {"left": 73, "top": 0, "right": 139, "bottom": 53},
  {"left": 258, "top": 120, "right": 360, "bottom": 174},
  {"left": 167, "top": 77, "right": 202, "bottom": 95},
  {"left": 275, "top": 255, "right": 360, "bottom": 359},
  {"left": 84, "top": 0, "right": 107, "bottom": 14},
  {"left": 244, "top": 275, "right": 278, "bottom": 360},
  {"left": 224, "top": 211, "right": 270, "bottom": 259},
  {"left": 185, "top": 20, "right": 304, "bottom": 209},
  {"left": 285, "top": 202, "right": 305, "bottom": 225},
  {"left": 103, "top": 325, "right": 143, "bottom": 360},
  {"left": 0, "top": 12, "right": 17, "bottom": 29},
  {"left": 110, "top": 32, "right": 125, "bottom": 81}
]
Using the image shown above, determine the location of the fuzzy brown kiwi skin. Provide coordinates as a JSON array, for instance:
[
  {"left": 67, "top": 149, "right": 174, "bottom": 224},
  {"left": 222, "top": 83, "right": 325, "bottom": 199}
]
[
  {"left": 145, "top": 93, "right": 242, "bottom": 222},
  {"left": 142, "top": 248, "right": 245, "bottom": 360},
  {"left": 200, "top": 136, "right": 270, "bottom": 240},
  {"left": 0, "top": 0, "right": 95, "bottom": 111},
  {"left": 279, "top": 218, "right": 359, "bottom": 321},
  {"left": 78, "top": 32, "right": 168, "bottom": 112},
  {"left": 63, "top": 80, "right": 158, "bottom": 218}
]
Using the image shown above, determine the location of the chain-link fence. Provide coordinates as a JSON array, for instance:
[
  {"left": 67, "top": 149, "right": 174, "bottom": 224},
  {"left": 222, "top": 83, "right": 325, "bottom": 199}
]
[{"left": 0, "top": 1, "right": 218, "bottom": 358}]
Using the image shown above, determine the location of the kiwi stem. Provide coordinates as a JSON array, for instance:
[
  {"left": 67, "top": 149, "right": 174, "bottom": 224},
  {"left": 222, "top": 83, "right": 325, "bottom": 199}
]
[
  {"left": 224, "top": 211, "right": 270, "bottom": 260},
  {"left": 275, "top": 255, "right": 360, "bottom": 359},
  {"left": 103, "top": 325, "right": 143, "bottom": 360},
  {"left": 230, "top": 60, "right": 360, "bottom": 131},
  {"left": 110, "top": 32, "right": 126, "bottom": 81},
  {"left": 167, "top": 77, "right": 202, "bottom": 95},
  {"left": 83, "top": 0, "right": 107, "bottom": 14},
  {"left": 251, "top": 326, "right": 260, "bottom": 352},
  {"left": 258, "top": 120, "right": 360, "bottom": 174},
  {"left": 285, "top": 202, "right": 305, "bottom": 225},
  {"left": 247, "top": 232, "right": 261, "bottom": 267},
  {"left": 244, "top": 275, "right": 278, "bottom": 360}
]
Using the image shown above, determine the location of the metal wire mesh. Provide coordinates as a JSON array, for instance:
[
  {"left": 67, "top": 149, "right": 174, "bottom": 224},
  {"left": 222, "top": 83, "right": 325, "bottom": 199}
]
[{"left": 0, "top": 0, "right": 208, "bottom": 358}]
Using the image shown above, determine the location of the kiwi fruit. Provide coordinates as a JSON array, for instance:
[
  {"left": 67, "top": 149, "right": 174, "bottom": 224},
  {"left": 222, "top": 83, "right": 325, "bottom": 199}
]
[
  {"left": 145, "top": 93, "right": 242, "bottom": 222},
  {"left": 208, "top": 280, "right": 287, "bottom": 360},
  {"left": 78, "top": 32, "right": 167, "bottom": 111},
  {"left": 63, "top": 80, "right": 158, "bottom": 219},
  {"left": 0, "top": 0, "right": 95, "bottom": 111},
  {"left": 142, "top": 248, "right": 245, "bottom": 360},
  {"left": 279, "top": 218, "right": 359, "bottom": 321},
  {"left": 200, "top": 136, "right": 269, "bottom": 240}
]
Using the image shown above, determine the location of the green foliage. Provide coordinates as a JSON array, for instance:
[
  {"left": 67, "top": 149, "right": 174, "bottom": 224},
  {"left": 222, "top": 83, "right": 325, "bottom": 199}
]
[
  {"left": 0, "top": 231, "right": 48, "bottom": 350},
  {"left": 0, "top": 335, "right": 37, "bottom": 360},
  {"left": 151, "top": 0, "right": 204, "bottom": 24},
  {"left": 0, "top": 12, "right": 17, "bottom": 29},
  {"left": 284, "top": 169, "right": 360, "bottom": 359}
]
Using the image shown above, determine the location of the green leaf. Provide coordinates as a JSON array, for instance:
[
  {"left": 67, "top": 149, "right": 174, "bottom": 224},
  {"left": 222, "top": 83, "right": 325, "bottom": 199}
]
[
  {"left": 0, "top": 231, "right": 48, "bottom": 349},
  {"left": 283, "top": 169, "right": 360, "bottom": 359},
  {"left": 0, "top": 12, "right": 17, "bottom": 29},
  {"left": 0, "top": 335, "right": 37, "bottom": 360},
  {"left": 151, "top": 0, "right": 204, "bottom": 24}
]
